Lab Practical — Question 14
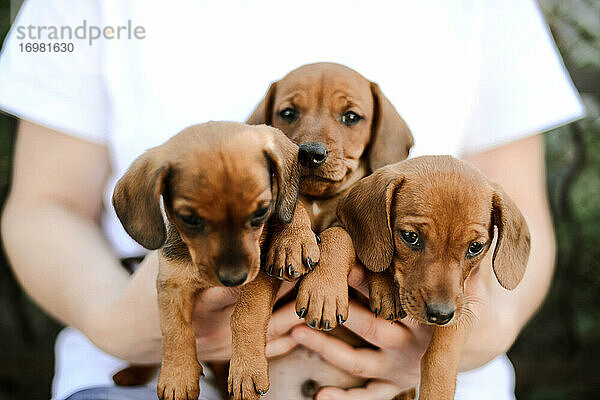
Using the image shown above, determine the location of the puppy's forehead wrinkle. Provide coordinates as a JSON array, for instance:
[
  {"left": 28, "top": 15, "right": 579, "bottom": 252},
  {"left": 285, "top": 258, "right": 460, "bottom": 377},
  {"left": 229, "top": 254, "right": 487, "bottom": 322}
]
[
  {"left": 399, "top": 170, "right": 491, "bottom": 223},
  {"left": 171, "top": 147, "right": 270, "bottom": 219},
  {"left": 279, "top": 64, "right": 372, "bottom": 109}
]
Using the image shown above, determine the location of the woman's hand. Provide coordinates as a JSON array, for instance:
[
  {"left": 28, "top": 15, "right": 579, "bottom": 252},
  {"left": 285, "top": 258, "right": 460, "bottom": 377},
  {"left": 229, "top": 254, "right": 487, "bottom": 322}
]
[
  {"left": 192, "top": 280, "right": 302, "bottom": 361},
  {"left": 99, "top": 252, "right": 302, "bottom": 363},
  {"left": 290, "top": 265, "right": 432, "bottom": 400}
]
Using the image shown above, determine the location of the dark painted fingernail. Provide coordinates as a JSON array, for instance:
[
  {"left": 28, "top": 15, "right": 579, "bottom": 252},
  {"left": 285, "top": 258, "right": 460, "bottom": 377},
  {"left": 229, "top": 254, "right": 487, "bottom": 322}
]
[
  {"left": 315, "top": 234, "right": 321, "bottom": 244},
  {"left": 387, "top": 313, "right": 394, "bottom": 321},
  {"left": 323, "top": 320, "right": 331, "bottom": 331},
  {"left": 277, "top": 267, "right": 283, "bottom": 278},
  {"left": 308, "top": 319, "right": 319, "bottom": 328},
  {"left": 337, "top": 314, "right": 346, "bottom": 325},
  {"left": 374, "top": 308, "right": 380, "bottom": 317},
  {"left": 257, "top": 388, "right": 268, "bottom": 395},
  {"left": 296, "top": 308, "right": 306, "bottom": 318},
  {"left": 305, "top": 257, "right": 312, "bottom": 268},
  {"left": 267, "top": 264, "right": 274, "bottom": 275},
  {"left": 287, "top": 264, "right": 294, "bottom": 277}
]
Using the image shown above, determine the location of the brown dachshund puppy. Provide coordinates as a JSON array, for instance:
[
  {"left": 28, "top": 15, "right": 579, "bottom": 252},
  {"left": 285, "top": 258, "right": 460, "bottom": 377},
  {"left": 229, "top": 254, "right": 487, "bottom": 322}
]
[
  {"left": 112, "top": 122, "right": 304, "bottom": 400},
  {"left": 227, "top": 62, "right": 413, "bottom": 399},
  {"left": 337, "top": 155, "right": 531, "bottom": 400},
  {"left": 246, "top": 61, "right": 413, "bottom": 314}
]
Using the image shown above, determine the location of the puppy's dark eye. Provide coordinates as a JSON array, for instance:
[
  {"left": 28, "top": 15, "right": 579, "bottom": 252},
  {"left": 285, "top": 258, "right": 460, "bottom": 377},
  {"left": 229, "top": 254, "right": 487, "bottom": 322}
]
[
  {"left": 399, "top": 230, "right": 422, "bottom": 250},
  {"left": 467, "top": 242, "right": 484, "bottom": 258},
  {"left": 250, "top": 206, "right": 270, "bottom": 227},
  {"left": 178, "top": 212, "right": 205, "bottom": 230},
  {"left": 341, "top": 111, "right": 362, "bottom": 126},
  {"left": 279, "top": 108, "right": 298, "bottom": 123}
]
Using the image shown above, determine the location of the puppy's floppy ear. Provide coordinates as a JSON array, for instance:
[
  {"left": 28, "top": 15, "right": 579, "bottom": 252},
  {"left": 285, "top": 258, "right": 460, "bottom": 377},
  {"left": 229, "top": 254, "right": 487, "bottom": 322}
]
[
  {"left": 263, "top": 127, "right": 300, "bottom": 223},
  {"left": 337, "top": 166, "right": 404, "bottom": 272},
  {"left": 368, "top": 82, "right": 414, "bottom": 171},
  {"left": 112, "top": 150, "right": 170, "bottom": 250},
  {"left": 490, "top": 182, "right": 531, "bottom": 290},
  {"left": 247, "top": 82, "right": 278, "bottom": 125}
]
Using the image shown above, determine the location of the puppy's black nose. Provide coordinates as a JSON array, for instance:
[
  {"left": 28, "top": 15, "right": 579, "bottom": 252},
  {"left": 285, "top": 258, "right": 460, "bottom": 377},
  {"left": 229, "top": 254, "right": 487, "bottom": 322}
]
[
  {"left": 425, "top": 303, "right": 455, "bottom": 325},
  {"left": 298, "top": 142, "right": 328, "bottom": 168},
  {"left": 217, "top": 270, "right": 248, "bottom": 287}
]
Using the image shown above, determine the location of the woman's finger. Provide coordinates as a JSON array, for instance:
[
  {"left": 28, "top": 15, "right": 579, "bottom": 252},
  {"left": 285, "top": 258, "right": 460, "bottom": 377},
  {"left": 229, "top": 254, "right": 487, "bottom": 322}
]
[
  {"left": 266, "top": 301, "right": 305, "bottom": 340},
  {"left": 265, "top": 335, "right": 298, "bottom": 358},
  {"left": 290, "top": 325, "right": 383, "bottom": 378},
  {"left": 315, "top": 380, "right": 403, "bottom": 400},
  {"left": 347, "top": 263, "right": 369, "bottom": 298},
  {"left": 341, "top": 300, "right": 416, "bottom": 348}
]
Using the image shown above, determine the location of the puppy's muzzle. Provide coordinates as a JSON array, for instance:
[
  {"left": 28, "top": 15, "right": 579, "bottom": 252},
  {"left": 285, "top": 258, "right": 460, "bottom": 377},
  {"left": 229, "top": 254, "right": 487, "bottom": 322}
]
[
  {"left": 425, "top": 302, "right": 455, "bottom": 325},
  {"left": 298, "top": 142, "right": 328, "bottom": 168},
  {"left": 217, "top": 267, "right": 248, "bottom": 287}
]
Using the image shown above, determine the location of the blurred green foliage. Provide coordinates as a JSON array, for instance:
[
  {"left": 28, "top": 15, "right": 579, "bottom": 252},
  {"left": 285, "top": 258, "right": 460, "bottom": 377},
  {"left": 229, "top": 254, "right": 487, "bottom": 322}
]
[
  {"left": 0, "top": 0, "right": 598, "bottom": 399},
  {"left": 510, "top": 1, "right": 600, "bottom": 399}
]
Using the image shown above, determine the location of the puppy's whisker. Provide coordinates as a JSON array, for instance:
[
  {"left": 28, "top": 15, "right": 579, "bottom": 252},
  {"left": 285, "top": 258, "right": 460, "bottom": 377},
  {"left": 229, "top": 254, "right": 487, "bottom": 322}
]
[{"left": 463, "top": 293, "right": 484, "bottom": 304}]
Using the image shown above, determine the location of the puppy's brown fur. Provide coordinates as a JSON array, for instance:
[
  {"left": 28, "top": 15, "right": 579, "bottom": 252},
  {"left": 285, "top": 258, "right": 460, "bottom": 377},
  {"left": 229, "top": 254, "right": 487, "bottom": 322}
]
[
  {"left": 248, "top": 62, "right": 413, "bottom": 232},
  {"left": 247, "top": 62, "right": 413, "bottom": 318},
  {"left": 227, "top": 63, "right": 413, "bottom": 399},
  {"left": 337, "top": 155, "right": 531, "bottom": 399},
  {"left": 113, "top": 122, "right": 304, "bottom": 400}
]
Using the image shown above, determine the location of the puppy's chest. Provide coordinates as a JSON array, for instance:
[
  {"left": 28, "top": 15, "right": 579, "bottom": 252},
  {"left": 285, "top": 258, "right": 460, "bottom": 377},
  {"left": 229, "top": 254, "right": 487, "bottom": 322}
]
[{"left": 301, "top": 197, "right": 340, "bottom": 233}]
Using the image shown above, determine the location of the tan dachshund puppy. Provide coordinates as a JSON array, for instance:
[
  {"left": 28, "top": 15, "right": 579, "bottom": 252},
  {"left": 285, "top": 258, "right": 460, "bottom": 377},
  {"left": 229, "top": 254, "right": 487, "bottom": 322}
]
[
  {"left": 246, "top": 61, "right": 413, "bottom": 317},
  {"left": 227, "top": 62, "right": 413, "bottom": 399},
  {"left": 112, "top": 122, "right": 306, "bottom": 400},
  {"left": 337, "top": 155, "right": 531, "bottom": 400}
]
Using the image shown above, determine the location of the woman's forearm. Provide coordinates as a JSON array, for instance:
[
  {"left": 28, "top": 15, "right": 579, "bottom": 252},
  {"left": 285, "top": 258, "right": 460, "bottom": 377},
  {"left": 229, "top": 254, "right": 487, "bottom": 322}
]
[{"left": 1, "top": 198, "right": 162, "bottom": 361}]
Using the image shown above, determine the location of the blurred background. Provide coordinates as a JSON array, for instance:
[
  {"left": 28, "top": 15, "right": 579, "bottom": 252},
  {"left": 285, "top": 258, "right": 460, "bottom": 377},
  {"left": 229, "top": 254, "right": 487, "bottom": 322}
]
[{"left": 0, "top": 0, "right": 598, "bottom": 399}]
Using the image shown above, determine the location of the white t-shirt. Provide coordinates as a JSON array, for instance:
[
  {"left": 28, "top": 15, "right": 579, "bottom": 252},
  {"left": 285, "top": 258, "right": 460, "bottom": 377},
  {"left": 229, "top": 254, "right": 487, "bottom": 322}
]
[{"left": 0, "top": 1, "right": 584, "bottom": 399}]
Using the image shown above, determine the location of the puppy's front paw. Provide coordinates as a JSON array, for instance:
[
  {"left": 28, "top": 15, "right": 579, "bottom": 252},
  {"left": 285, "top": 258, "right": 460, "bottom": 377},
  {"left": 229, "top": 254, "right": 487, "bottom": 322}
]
[
  {"left": 296, "top": 266, "right": 348, "bottom": 331},
  {"left": 369, "top": 273, "right": 405, "bottom": 321},
  {"left": 265, "top": 228, "right": 320, "bottom": 281},
  {"left": 228, "top": 353, "right": 269, "bottom": 400},
  {"left": 157, "top": 360, "right": 201, "bottom": 400}
]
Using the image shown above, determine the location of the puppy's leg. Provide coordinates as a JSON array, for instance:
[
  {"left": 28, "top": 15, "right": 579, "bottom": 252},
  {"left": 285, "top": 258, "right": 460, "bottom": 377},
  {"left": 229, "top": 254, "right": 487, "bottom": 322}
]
[
  {"left": 367, "top": 270, "right": 405, "bottom": 321},
  {"left": 156, "top": 271, "right": 202, "bottom": 400},
  {"left": 418, "top": 325, "right": 470, "bottom": 400},
  {"left": 265, "top": 202, "right": 320, "bottom": 281},
  {"left": 229, "top": 272, "right": 281, "bottom": 400},
  {"left": 296, "top": 227, "right": 354, "bottom": 331}
]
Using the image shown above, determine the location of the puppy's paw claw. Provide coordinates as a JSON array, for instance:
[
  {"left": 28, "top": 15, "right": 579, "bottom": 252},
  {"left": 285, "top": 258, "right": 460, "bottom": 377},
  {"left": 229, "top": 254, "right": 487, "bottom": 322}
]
[
  {"left": 369, "top": 275, "right": 404, "bottom": 321},
  {"left": 264, "top": 227, "right": 320, "bottom": 281},
  {"left": 228, "top": 355, "right": 269, "bottom": 400},
  {"left": 157, "top": 362, "right": 201, "bottom": 400},
  {"left": 296, "top": 271, "right": 348, "bottom": 331}
]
